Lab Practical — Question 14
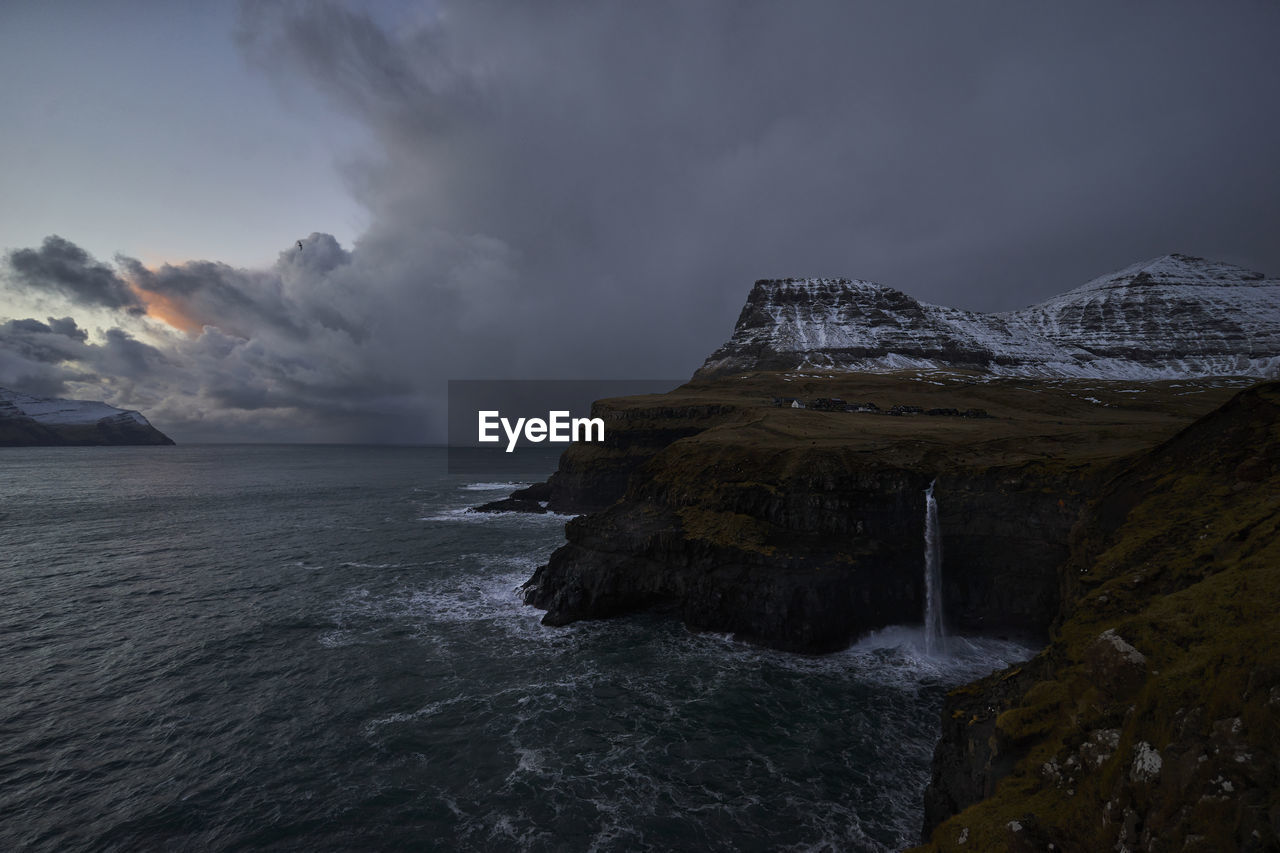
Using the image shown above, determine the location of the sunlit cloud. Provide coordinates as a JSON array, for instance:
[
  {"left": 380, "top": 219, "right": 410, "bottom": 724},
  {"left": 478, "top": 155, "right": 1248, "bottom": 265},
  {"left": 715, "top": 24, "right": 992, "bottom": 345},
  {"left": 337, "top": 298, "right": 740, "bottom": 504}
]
[{"left": 126, "top": 279, "right": 205, "bottom": 335}]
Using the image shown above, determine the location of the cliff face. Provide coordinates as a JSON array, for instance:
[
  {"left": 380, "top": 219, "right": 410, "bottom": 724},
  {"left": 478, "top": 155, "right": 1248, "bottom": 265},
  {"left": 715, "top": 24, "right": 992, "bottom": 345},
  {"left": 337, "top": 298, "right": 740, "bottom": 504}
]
[
  {"left": 0, "top": 388, "right": 174, "bottom": 446},
  {"left": 696, "top": 255, "right": 1280, "bottom": 380},
  {"left": 915, "top": 382, "right": 1280, "bottom": 852},
  {"left": 521, "top": 374, "right": 1236, "bottom": 652},
  {"left": 524, "top": 446, "right": 1080, "bottom": 651}
]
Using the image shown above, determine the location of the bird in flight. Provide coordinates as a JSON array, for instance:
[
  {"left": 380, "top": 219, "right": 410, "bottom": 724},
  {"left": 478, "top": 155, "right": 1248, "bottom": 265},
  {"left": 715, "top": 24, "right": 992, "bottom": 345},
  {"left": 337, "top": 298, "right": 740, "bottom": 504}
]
[{"left": 296, "top": 240, "right": 304, "bottom": 252}]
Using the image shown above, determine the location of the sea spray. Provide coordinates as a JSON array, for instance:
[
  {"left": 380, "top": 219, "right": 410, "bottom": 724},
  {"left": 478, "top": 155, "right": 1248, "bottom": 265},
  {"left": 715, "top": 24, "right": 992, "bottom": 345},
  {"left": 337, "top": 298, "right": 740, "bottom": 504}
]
[{"left": 923, "top": 479, "right": 946, "bottom": 655}]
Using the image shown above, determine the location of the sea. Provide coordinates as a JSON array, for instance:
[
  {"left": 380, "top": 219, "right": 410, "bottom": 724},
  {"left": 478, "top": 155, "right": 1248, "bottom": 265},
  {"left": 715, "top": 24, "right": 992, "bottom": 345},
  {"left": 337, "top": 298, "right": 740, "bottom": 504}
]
[{"left": 0, "top": 445, "right": 1033, "bottom": 852}]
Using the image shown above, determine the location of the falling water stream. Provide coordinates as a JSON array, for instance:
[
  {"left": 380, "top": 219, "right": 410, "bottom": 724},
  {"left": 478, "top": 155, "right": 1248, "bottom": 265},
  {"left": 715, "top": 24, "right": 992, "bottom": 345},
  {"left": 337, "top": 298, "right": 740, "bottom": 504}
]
[{"left": 923, "top": 479, "right": 946, "bottom": 655}]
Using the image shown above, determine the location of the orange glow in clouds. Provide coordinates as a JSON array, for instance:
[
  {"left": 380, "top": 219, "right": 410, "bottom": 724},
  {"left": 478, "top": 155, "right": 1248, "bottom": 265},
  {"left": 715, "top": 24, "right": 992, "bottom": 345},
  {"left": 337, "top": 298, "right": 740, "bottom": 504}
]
[{"left": 125, "top": 271, "right": 204, "bottom": 335}]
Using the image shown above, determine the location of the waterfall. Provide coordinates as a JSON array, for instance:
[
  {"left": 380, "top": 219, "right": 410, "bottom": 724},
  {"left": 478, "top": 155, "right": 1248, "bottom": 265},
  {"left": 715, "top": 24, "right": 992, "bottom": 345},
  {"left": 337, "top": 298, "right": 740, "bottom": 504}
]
[{"left": 923, "top": 479, "right": 946, "bottom": 655}]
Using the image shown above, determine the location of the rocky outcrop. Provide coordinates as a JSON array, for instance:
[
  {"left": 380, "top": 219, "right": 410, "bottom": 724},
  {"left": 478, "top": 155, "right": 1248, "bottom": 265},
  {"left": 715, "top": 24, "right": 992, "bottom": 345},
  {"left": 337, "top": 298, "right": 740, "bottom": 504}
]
[
  {"left": 0, "top": 387, "right": 174, "bottom": 446},
  {"left": 696, "top": 255, "right": 1280, "bottom": 380},
  {"left": 472, "top": 481, "right": 552, "bottom": 513},
  {"left": 915, "top": 382, "right": 1280, "bottom": 852}
]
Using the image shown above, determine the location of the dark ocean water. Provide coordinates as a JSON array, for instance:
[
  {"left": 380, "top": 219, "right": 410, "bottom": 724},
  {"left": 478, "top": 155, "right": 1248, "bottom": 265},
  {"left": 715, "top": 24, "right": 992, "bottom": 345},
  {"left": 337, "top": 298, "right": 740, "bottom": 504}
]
[{"left": 0, "top": 446, "right": 1031, "bottom": 852}]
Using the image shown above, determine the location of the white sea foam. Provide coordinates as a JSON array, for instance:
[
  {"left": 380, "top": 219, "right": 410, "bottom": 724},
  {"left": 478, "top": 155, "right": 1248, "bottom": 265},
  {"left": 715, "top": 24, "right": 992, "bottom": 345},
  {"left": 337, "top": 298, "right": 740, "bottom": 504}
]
[
  {"left": 460, "top": 482, "right": 530, "bottom": 492},
  {"left": 671, "top": 623, "right": 1033, "bottom": 704},
  {"left": 419, "top": 507, "right": 578, "bottom": 525},
  {"left": 363, "top": 696, "right": 473, "bottom": 735},
  {"left": 847, "top": 625, "right": 1034, "bottom": 689}
]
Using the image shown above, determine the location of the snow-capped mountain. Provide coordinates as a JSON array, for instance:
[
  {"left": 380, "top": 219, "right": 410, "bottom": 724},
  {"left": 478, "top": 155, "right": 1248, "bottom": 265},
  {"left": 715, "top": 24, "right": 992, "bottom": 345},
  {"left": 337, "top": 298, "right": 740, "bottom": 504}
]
[
  {"left": 695, "top": 254, "right": 1280, "bottom": 379},
  {"left": 0, "top": 388, "right": 174, "bottom": 445}
]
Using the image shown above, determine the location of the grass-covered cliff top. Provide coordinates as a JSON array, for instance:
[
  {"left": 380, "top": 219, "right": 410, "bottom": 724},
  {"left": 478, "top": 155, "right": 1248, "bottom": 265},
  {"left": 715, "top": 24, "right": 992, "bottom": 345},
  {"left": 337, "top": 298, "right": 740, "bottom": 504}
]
[{"left": 577, "top": 370, "right": 1248, "bottom": 475}]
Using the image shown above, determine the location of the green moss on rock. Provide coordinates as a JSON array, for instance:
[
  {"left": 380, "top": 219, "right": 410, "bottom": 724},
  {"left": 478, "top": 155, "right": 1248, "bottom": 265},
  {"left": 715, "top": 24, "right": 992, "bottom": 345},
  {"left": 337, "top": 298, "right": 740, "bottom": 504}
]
[{"left": 916, "top": 381, "right": 1280, "bottom": 852}]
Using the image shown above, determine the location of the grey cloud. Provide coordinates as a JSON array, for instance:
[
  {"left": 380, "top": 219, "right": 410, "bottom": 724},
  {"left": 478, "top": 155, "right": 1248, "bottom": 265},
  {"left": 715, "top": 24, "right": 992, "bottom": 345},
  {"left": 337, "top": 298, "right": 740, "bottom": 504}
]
[
  {"left": 0, "top": 351, "right": 76, "bottom": 398},
  {"left": 46, "top": 316, "right": 88, "bottom": 341},
  {"left": 6, "top": 236, "right": 145, "bottom": 313},
  {"left": 100, "top": 328, "right": 167, "bottom": 376},
  {"left": 0, "top": 316, "right": 106, "bottom": 399},
  {"left": 118, "top": 255, "right": 310, "bottom": 340},
  {"left": 237, "top": 0, "right": 472, "bottom": 135},
  {"left": 0, "top": 317, "right": 91, "bottom": 364},
  {"left": 5, "top": 318, "right": 59, "bottom": 336},
  {"left": 118, "top": 233, "right": 368, "bottom": 342}
]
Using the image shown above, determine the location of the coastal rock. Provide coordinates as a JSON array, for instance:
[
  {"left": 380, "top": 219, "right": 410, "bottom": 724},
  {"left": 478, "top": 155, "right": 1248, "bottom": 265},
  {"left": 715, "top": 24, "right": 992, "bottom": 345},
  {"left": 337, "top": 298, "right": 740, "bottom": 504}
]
[
  {"left": 471, "top": 482, "right": 552, "bottom": 513},
  {"left": 1086, "top": 629, "right": 1148, "bottom": 698}
]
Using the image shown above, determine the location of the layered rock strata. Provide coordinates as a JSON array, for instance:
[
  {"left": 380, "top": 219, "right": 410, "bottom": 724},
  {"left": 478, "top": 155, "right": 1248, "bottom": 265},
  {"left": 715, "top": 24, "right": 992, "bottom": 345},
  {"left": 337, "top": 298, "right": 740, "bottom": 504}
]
[{"left": 696, "top": 255, "right": 1280, "bottom": 380}]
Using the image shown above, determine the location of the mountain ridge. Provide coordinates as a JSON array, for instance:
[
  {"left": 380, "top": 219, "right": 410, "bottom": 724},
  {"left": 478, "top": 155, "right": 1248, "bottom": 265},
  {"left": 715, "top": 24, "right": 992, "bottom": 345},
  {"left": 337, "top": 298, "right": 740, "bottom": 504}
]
[{"left": 696, "top": 254, "right": 1280, "bottom": 380}]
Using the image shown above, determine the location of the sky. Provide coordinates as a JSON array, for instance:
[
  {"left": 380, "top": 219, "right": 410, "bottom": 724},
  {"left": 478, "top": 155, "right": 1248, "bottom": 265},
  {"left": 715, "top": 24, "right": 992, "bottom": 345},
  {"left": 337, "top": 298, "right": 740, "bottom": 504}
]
[{"left": 2, "top": 1, "right": 1279, "bottom": 443}]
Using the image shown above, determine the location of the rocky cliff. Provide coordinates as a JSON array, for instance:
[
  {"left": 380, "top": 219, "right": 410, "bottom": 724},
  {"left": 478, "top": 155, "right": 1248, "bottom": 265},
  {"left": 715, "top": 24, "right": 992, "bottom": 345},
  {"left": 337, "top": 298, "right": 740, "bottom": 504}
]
[
  {"left": 696, "top": 255, "right": 1280, "bottom": 380},
  {"left": 520, "top": 373, "right": 1241, "bottom": 652},
  {"left": 914, "top": 381, "right": 1280, "bottom": 852},
  {"left": 0, "top": 387, "right": 174, "bottom": 446}
]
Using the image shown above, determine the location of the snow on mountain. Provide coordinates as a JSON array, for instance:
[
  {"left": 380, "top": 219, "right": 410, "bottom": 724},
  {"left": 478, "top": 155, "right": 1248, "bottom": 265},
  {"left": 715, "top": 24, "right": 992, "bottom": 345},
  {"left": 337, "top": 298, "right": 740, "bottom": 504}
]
[
  {"left": 0, "top": 388, "right": 151, "bottom": 426},
  {"left": 0, "top": 388, "right": 173, "bottom": 445},
  {"left": 695, "top": 255, "right": 1280, "bottom": 380}
]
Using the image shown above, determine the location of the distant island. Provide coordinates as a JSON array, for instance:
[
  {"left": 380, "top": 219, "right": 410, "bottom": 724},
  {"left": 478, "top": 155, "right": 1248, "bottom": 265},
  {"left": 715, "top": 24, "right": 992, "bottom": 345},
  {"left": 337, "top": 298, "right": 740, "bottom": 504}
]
[{"left": 0, "top": 388, "right": 174, "bottom": 446}]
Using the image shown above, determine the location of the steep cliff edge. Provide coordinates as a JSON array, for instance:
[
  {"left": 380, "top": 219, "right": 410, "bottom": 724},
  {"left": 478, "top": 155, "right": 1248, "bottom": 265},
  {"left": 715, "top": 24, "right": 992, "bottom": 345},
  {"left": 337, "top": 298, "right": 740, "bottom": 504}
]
[
  {"left": 522, "top": 373, "right": 1243, "bottom": 652},
  {"left": 915, "top": 382, "right": 1280, "bottom": 852},
  {"left": 0, "top": 387, "right": 174, "bottom": 446}
]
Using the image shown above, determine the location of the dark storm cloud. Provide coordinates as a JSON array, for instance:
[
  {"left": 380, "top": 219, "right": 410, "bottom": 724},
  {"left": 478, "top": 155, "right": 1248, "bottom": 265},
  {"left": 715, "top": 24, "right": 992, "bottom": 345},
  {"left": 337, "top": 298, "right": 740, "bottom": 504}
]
[
  {"left": 238, "top": 0, "right": 1280, "bottom": 380},
  {"left": 46, "top": 316, "right": 88, "bottom": 341},
  {"left": 6, "top": 236, "right": 145, "bottom": 313}
]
